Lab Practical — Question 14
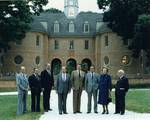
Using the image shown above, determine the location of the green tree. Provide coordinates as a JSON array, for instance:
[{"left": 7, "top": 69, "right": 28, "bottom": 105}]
[
  {"left": 97, "top": 0, "right": 150, "bottom": 56},
  {"left": 129, "top": 15, "right": 150, "bottom": 58},
  {"left": 44, "top": 8, "right": 62, "bottom": 13},
  {"left": 0, "top": 0, "right": 48, "bottom": 50},
  {"left": 130, "top": 15, "right": 150, "bottom": 73}
]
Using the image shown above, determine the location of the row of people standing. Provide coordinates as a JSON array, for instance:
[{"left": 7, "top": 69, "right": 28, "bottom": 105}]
[
  {"left": 16, "top": 64, "right": 54, "bottom": 115},
  {"left": 16, "top": 64, "right": 129, "bottom": 116}
]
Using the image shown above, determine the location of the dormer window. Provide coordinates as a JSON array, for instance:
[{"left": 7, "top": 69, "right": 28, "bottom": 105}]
[
  {"left": 69, "top": 21, "right": 75, "bottom": 33},
  {"left": 54, "top": 21, "right": 60, "bottom": 33},
  {"left": 84, "top": 21, "right": 90, "bottom": 33}
]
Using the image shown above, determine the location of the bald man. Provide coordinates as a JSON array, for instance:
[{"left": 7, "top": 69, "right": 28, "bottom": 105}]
[{"left": 114, "top": 69, "right": 129, "bottom": 115}]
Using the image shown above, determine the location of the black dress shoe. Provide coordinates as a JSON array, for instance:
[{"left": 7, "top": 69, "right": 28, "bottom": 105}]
[
  {"left": 95, "top": 111, "right": 98, "bottom": 114},
  {"left": 77, "top": 111, "right": 82, "bottom": 113},
  {"left": 64, "top": 112, "right": 68, "bottom": 114},
  {"left": 59, "top": 112, "right": 62, "bottom": 115},
  {"left": 102, "top": 111, "right": 105, "bottom": 114},
  {"left": 114, "top": 112, "right": 119, "bottom": 114},
  {"left": 48, "top": 108, "right": 52, "bottom": 111},
  {"left": 120, "top": 113, "right": 124, "bottom": 115},
  {"left": 73, "top": 112, "right": 76, "bottom": 114},
  {"left": 87, "top": 112, "right": 91, "bottom": 114},
  {"left": 44, "top": 110, "right": 48, "bottom": 112},
  {"left": 106, "top": 111, "right": 109, "bottom": 114}
]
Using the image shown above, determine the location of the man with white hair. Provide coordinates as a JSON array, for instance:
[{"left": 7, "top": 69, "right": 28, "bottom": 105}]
[
  {"left": 41, "top": 63, "right": 54, "bottom": 112},
  {"left": 114, "top": 69, "right": 129, "bottom": 115},
  {"left": 55, "top": 66, "right": 71, "bottom": 115},
  {"left": 16, "top": 66, "right": 28, "bottom": 115}
]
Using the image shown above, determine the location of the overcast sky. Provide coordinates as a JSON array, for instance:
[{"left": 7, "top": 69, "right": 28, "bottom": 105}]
[{"left": 44, "top": 0, "right": 102, "bottom": 13}]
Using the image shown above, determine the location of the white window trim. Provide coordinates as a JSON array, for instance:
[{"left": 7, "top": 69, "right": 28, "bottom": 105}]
[
  {"left": 84, "top": 21, "right": 90, "bottom": 33},
  {"left": 54, "top": 21, "right": 60, "bottom": 33}
]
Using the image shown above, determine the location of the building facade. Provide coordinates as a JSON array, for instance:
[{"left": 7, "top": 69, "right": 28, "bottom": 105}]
[{"left": 0, "top": 0, "right": 144, "bottom": 76}]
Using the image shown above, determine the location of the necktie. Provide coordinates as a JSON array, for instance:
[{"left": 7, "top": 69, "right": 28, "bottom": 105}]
[
  {"left": 79, "top": 70, "right": 81, "bottom": 78},
  {"left": 23, "top": 74, "right": 25, "bottom": 79},
  {"left": 63, "top": 74, "right": 66, "bottom": 81},
  {"left": 35, "top": 74, "right": 39, "bottom": 80},
  {"left": 92, "top": 72, "right": 94, "bottom": 79}
]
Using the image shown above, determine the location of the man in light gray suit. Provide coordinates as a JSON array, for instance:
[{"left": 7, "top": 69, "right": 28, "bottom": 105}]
[
  {"left": 16, "top": 66, "right": 28, "bottom": 115},
  {"left": 85, "top": 66, "right": 99, "bottom": 114},
  {"left": 55, "top": 66, "right": 71, "bottom": 115}
]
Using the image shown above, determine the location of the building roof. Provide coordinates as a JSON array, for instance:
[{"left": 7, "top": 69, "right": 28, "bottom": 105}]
[
  {"left": 30, "top": 21, "right": 47, "bottom": 33},
  {"left": 30, "top": 12, "right": 112, "bottom": 37},
  {"left": 98, "top": 22, "right": 112, "bottom": 34}
]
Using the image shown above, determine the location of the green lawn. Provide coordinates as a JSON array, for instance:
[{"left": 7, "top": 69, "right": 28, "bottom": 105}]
[
  {"left": 0, "top": 95, "right": 43, "bottom": 120},
  {"left": 112, "top": 89, "right": 150, "bottom": 113}
]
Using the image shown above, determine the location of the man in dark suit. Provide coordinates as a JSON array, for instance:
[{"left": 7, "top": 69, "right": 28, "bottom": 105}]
[
  {"left": 41, "top": 63, "right": 54, "bottom": 112},
  {"left": 28, "top": 68, "right": 41, "bottom": 112},
  {"left": 115, "top": 69, "right": 129, "bottom": 115},
  {"left": 55, "top": 66, "right": 71, "bottom": 115}
]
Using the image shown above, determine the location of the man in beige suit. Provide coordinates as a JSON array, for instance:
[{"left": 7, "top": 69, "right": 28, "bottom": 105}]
[{"left": 71, "top": 64, "right": 85, "bottom": 114}]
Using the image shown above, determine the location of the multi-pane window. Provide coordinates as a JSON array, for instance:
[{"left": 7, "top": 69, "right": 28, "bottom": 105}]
[
  {"left": 35, "top": 56, "right": 40, "bottom": 65},
  {"left": 69, "top": 40, "right": 74, "bottom": 50},
  {"left": 85, "top": 40, "right": 89, "bottom": 49},
  {"left": 54, "top": 40, "right": 59, "bottom": 50},
  {"left": 36, "top": 35, "right": 40, "bottom": 46},
  {"left": 105, "top": 35, "right": 109, "bottom": 46},
  {"left": 54, "top": 21, "right": 59, "bottom": 33},
  {"left": 69, "top": 21, "right": 75, "bottom": 33},
  {"left": 104, "top": 56, "right": 109, "bottom": 65},
  {"left": 84, "top": 21, "right": 89, "bottom": 33}
]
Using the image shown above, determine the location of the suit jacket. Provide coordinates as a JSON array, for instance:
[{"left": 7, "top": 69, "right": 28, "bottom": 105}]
[
  {"left": 16, "top": 73, "right": 28, "bottom": 94},
  {"left": 28, "top": 74, "right": 41, "bottom": 93},
  {"left": 71, "top": 70, "right": 85, "bottom": 90},
  {"left": 85, "top": 72, "right": 99, "bottom": 93},
  {"left": 56, "top": 73, "right": 71, "bottom": 94},
  {"left": 115, "top": 76, "right": 129, "bottom": 94},
  {"left": 41, "top": 69, "right": 54, "bottom": 90}
]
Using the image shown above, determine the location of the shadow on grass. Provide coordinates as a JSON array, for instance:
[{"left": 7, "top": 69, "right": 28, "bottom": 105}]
[{"left": 0, "top": 95, "right": 43, "bottom": 120}]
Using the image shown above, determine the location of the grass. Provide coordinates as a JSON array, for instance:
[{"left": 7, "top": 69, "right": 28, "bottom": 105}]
[
  {"left": 112, "top": 89, "right": 150, "bottom": 113},
  {"left": 0, "top": 95, "right": 43, "bottom": 120}
]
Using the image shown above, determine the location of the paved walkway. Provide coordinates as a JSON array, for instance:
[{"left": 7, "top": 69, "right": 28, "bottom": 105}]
[
  {"left": 39, "top": 90, "right": 150, "bottom": 120},
  {"left": 0, "top": 88, "right": 149, "bottom": 96}
]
